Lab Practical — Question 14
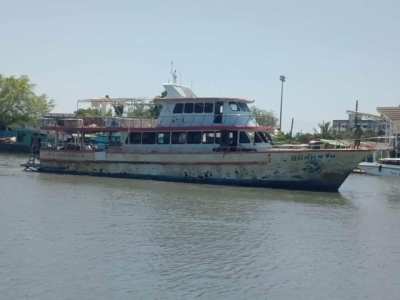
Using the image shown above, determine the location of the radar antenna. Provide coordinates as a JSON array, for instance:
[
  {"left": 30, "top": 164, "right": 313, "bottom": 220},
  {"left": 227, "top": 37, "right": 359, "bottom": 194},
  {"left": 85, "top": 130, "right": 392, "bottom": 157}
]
[{"left": 170, "top": 61, "right": 177, "bottom": 84}]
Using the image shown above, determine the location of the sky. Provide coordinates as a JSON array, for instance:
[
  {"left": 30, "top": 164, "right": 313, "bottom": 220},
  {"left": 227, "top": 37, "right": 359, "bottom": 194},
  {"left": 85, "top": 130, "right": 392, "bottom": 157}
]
[{"left": 1, "top": 0, "right": 400, "bottom": 132}]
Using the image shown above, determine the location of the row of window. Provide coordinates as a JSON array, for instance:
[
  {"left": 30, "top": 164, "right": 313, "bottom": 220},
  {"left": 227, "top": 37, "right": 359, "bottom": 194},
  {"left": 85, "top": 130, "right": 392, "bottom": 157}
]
[
  {"left": 172, "top": 102, "right": 250, "bottom": 114},
  {"left": 125, "top": 131, "right": 270, "bottom": 145}
]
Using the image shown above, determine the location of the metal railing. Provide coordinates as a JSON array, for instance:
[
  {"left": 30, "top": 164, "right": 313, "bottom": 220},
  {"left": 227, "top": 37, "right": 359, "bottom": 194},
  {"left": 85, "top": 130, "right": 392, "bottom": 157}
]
[{"left": 41, "top": 114, "right": 273, "bottom": 131}]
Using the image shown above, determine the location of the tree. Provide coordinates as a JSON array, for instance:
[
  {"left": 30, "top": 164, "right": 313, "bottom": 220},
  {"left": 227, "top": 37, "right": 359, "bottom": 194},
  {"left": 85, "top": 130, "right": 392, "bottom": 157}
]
[
  {"left": 250, "top": 106, "right": 278, "bottom": 127},
  {"left": 294, "top": 132, "right": 315, "bottom": 143},
  {"left": 75, "top": 107, "right": 110, "bottom": 118},
  {"left": 127, "top": 102, "right": 161, "bottom": 119},
  {"left": 112, "top": 104, "right": 124, "bottom": 117},
  {"left": 0, "top": 75, "right": 54, "bottom": 130},
  {"left": 273, "top": 131, "right": 292, "bottom": 144},
  {"left": 315, "top": 121, "right": 333, "bottom": 139}
]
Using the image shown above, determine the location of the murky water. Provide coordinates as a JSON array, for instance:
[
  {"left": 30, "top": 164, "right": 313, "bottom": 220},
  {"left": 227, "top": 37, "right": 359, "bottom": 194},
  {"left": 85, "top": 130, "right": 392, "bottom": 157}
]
[{"left": 1, "top": 153, "right": 400, "bottom": 299}]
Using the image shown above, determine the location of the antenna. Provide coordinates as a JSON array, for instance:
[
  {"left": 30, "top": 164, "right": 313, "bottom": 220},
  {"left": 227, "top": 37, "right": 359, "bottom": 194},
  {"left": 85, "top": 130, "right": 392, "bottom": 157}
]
[{"left": 170, "top": 61, "right": 177, "bottom": 84}]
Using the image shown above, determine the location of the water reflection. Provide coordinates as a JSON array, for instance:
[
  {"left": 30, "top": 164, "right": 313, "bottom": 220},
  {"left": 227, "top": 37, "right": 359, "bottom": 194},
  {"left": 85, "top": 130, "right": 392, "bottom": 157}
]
[{"left": 35, "top": 172, "right": 348, "bottom": 205}]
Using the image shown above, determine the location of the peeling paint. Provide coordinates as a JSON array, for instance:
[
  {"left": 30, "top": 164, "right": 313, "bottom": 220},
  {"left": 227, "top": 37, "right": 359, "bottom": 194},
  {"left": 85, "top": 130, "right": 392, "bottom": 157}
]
[{"left": 39, "top": 149, "right": 370, "bottom": 191}]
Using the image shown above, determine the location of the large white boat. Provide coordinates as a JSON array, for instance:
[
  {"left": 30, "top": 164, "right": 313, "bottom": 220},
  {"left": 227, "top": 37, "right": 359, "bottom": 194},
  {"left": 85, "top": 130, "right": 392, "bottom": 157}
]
[
  {"left": 359, "top": 158, "right": 400, "bottom": 176},
  {"left": 38, "top": 82, "right": 370, "bottom": 191}
]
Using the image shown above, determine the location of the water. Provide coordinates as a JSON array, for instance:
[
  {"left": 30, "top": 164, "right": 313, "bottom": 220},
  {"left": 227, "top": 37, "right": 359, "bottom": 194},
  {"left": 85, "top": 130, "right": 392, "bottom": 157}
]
[{"left": 1, "top": 154, "right": 400, "bottom": 299}]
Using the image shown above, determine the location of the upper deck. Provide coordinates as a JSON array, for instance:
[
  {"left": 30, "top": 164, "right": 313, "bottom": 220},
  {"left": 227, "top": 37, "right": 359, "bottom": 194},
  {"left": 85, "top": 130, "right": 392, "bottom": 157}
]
[
  {"left": 154, "top": 83, "right": 256, "bottom": 128},
  {"left": 41, "top": 83, "right": 268, "bottom": 133}
]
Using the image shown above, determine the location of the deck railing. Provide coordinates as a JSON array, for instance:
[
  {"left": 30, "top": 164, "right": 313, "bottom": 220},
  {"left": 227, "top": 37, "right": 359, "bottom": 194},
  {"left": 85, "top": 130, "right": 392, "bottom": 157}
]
[{"left": 41, "top": 114, "right": 271, "bottom": 131}]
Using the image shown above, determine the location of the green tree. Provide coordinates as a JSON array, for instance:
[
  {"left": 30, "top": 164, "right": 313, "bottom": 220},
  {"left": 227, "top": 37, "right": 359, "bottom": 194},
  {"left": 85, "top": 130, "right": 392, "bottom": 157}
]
[
  {"left": 75, "top": 107, "right": 105, "bottom": 118},
  {"left": 0, "top": 75, "right": 54, "bottom": 130},
  {"left": 250, "top": 106, "right": 278, "bottom": 127},
  {"left": 294, "top": 132, "right": 315, "bottom": 143},
  {"left": 127, "top": 103, "right": 161, "bottom": 119},
  {"left": 273, "top": 131, "right": 292, "bottom": 144},
  {"left": 315, "top": 121, "right": 333, "bottom": 139}
]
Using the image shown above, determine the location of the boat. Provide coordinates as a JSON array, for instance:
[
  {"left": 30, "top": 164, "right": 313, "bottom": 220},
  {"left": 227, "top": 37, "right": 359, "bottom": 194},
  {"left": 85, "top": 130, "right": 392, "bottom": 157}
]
[
  {"left": 37, "top": 81, "right": 371, "bottom": 192},
  {"left": 359, "top": 158, "right": 400, "bottom": 176},
  {"left": 0, "top": 128, "right": 46, "bottom": 153}
]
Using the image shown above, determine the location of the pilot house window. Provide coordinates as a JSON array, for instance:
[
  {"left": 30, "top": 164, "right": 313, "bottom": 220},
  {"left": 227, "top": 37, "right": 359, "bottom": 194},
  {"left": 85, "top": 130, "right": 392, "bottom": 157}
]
[
  {"left": 238, "top": 103, "right": 250, "bottom": 112},
  {"left": 173, "top": 103, "right": 183, "bottom": 113},
  {"left": 174, "top": 102, "right": 215, "bottom": 114},
  {"left": 229, "top": 102, "right": 239, "bottom": 111},
  {"left": 184, "top": 103, "right": 194, "bottom": 113},
  {"left": 204, "top": 103, "right": 213, "bottom": 113},
  {"left": 194, "top": 103, "right": 204, "bottom": 113}
]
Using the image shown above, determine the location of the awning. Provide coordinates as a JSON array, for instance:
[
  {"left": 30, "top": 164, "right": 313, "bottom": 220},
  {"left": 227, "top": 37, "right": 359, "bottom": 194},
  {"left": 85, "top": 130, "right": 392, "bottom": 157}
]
[{"left": 377, "top": 107, "right": 400, "bottom": 121}]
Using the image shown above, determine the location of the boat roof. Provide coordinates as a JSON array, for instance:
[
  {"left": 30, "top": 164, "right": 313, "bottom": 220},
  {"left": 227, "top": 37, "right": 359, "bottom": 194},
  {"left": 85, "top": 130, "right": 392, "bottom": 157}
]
[
  {"left": 154, "top": 83, "right": 254, "bottom": 103},
  {"left": 77, "top": 97, "right": 152, "bottom": 104},
  {"left": 162, "top": 83, "right": 197, "bottom": 98},
  {"left": 76, "top": 83, "right": 254, "bottom": 105},
  {"left": 153, "top": 96, "right": 254, "bottom": 104}
]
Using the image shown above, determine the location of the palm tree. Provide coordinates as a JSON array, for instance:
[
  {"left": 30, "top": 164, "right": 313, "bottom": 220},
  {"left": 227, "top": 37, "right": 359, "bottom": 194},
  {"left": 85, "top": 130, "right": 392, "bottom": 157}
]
[{"left": 316, "top": 121, "right": 332, "bottom": 139}]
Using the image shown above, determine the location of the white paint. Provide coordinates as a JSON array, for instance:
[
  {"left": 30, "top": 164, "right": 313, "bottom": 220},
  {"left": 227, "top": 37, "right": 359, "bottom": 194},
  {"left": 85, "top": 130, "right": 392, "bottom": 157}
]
[
  {"left": 40, "top": 149, "right": 370, "bottom": 190},
  {"left": 359, "top": 162, "right": 400, "bottom": 177}
]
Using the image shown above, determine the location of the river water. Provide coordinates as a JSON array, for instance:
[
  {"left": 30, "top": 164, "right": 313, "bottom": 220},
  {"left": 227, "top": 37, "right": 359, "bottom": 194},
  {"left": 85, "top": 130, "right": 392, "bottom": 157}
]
[{"left": 0, "top": 153, "right": 400, "bottom": 299}]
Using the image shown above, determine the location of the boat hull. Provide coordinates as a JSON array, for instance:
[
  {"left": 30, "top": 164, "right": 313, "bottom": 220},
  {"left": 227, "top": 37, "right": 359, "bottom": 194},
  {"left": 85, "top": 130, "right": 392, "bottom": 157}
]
[
  {"left": 359, "top": 162, "right": 400, "bottom": 177},
  {"left": 39, "top": 149, "right": 370, "bottom": 192}
]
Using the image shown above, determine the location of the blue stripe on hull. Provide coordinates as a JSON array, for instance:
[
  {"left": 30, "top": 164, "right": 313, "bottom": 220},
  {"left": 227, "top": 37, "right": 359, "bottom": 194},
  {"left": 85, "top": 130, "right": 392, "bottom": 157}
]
[{"left": 38, "top": 167, "right": 343, "bottom": 192}]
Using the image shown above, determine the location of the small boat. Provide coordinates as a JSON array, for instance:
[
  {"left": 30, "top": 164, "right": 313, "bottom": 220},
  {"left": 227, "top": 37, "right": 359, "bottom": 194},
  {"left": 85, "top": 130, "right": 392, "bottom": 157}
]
[{"left": 359, "top": 158, "right": 400, "bottom": 176}]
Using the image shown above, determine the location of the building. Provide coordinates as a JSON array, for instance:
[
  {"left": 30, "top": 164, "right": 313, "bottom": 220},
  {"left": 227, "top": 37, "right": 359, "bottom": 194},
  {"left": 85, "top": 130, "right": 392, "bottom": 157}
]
[
  {"left": 332, "top": 111, "right": 386, "bottom": 135},
  {"left": 377, "top": 106, "right": 400, "bottom": 156},
  {"left": 332, "top": 119, "right": 349, "bottom": 133}
]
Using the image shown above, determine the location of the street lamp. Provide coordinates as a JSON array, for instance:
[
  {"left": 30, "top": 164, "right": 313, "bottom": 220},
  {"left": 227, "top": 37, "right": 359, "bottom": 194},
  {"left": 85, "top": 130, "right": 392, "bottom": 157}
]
[{"left": 279, "top": 75, "right": 286, "bottom": 131}]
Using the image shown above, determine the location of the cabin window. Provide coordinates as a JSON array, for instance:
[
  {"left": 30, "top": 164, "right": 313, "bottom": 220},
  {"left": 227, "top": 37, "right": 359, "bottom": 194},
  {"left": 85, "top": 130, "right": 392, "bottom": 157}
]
[
  {"left": 157, "top": 132, "right": 170, "bottom": 144},
  {"left": 194, "top": 103, "right": 204, "bottom": 113},
  {"left": 173, "top": 103, "right": 183, "bottom": 113},
  {"left": 239, "top": 131, "right": 250, "bottom": 143},
  {"left": 142, "top": 132, "right": 156, "bottom": 144},
  {"left": 215, "top": 102, "right": 223, "bottom": 114},
  {"left": 184, "top": 103, "right": 194, "bottom": 113},
  {"left": 221, "top": 131, "right": 237, "bottom": 146},
  {"left": 214, "top": 102, "right": 224, "bottom": 124},
  {"left": 172, "top": 132, "right": 186, "bottom": 144},
  {"left": 229, "top": 102, "right": 239, "bottom": 111},
  {"left": 238, "top": 103, "right": 250, "bottom": 112},
  {"left": 187, "top": 131, "right": 202, "bottom": 144},
  {"left": 129, "top": 132, "right": 142, "bottom": 144},
  {"left": 204, "top": 103, "right": 213, "bottom": 113},
  {"left": 202, "top": 132, "right": 215, "bottom": 144},
  {"left": 215, "top": 132, "right": 221, "bottom": 144},
  {"left": 255, "top": 132, "right": 268, "bottom": 143}
]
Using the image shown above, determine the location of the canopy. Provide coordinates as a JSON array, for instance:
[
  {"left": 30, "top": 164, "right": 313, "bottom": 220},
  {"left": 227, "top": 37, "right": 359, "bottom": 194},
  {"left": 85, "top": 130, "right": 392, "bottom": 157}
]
[{"left": 377, "top": 107, "right": 400, "bottom": 121}]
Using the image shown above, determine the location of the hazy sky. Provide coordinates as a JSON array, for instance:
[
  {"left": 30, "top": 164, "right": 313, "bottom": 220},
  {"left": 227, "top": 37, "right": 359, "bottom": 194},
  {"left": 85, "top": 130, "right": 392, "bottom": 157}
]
[{"left": 1, "top": 0, "right": 399, "bottom": 132}]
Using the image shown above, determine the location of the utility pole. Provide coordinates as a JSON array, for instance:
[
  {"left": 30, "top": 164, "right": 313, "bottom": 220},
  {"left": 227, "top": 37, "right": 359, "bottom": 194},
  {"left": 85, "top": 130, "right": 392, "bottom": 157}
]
[
  {"left": 354, "top": 99, "right": 359, "bottom": 129},
  {"left": 289, "top": 117, "right": 294, "bottom": 139},
  {"left": 279, "top": 75, "right": 286, "bottom": 131}
]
